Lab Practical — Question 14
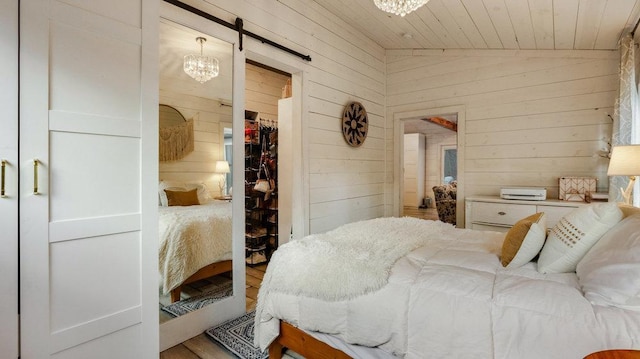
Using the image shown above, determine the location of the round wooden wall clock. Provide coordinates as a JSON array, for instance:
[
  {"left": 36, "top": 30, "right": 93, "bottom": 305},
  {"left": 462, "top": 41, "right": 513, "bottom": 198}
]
[{"left": 342, "top": 101, "right": 368, "bottom": 147}]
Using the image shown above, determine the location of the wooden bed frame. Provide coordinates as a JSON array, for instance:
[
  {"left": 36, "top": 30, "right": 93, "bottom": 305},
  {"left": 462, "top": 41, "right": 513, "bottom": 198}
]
[
  {"left": 169, "top": 259, "right": 232, "bottom": 302},
  {"left": 269, "top": 321, "right": 351, "bottom": 359}
]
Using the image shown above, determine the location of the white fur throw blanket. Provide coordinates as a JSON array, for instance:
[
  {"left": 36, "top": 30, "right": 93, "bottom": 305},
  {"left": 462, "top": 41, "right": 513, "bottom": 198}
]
[
  {"left": 260, "top": 217, "right": 453, "bottom": 301},
  {"left": 158, "top": 201, "right": 232, "bottom": 294}
]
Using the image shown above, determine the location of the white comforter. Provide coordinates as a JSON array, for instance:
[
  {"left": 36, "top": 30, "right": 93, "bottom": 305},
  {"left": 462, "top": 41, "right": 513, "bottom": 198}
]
[
  {"left": 158, "top": 201, "right": 232, "bottom": 294},
  {"left": 255, "top": 220, "right": 640, "bottom": 358}
]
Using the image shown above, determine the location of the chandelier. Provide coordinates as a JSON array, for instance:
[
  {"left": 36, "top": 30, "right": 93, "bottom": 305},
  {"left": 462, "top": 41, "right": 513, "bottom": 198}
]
[
  {"left": 183, "top": 37, "right": 219, "bottom": 84},
  {"left": 373, "top": 0, "right": 430, "bottom": 17}
]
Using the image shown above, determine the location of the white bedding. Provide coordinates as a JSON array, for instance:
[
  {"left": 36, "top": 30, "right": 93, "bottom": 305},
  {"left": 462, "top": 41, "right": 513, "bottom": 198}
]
[
  {"left": 255, "top": 220, "right": 640, "bottom": 358},
  {"left": 158, "top": 200, "right": 232, "bottom": 294}
]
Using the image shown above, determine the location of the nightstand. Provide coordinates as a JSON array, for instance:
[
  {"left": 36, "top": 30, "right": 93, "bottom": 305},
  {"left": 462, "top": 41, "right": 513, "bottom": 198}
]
[{"left": 585, "top": 350, "right": 640, "bottom": 359}]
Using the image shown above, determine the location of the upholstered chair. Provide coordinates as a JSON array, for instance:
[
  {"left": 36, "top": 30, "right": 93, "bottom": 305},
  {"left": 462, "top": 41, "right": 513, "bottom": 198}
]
[{"left": 432, "top": 183, "right": 457, "bottom": 225}]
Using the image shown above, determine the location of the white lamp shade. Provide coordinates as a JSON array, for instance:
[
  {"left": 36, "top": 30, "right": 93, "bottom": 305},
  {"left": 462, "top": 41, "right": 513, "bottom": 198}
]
[
  {"left": 215, "top": 160, "right": 230, "bottom": 173},
  {"left": 608, "top": 145, "right": 640, "bottom": 176}
]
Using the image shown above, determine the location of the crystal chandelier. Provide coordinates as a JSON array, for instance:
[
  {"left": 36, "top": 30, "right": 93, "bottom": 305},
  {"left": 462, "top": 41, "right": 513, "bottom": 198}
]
[
  {"left": 373, "top": 0, "right": 430, "bottom": 17},
  {"left": 183, "top": 37, "right": 219, "bottom": 84}
]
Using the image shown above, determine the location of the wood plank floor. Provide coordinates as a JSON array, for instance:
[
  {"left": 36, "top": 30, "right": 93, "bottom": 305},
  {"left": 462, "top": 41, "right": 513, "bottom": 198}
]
[
  {"left": 403, "top": 206, "right": 439, "bottom": 221},
  {"left": 161, "top": 209, "right": 436, "bottom": 358},
  {"left": 160, "top": 264, "right": 268, "bottom": 359}
]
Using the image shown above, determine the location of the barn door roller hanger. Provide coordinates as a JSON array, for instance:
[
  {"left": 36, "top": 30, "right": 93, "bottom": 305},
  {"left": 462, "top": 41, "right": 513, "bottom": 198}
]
[{"left": 164, "top": 0, "right": 312, "bottom": 62}]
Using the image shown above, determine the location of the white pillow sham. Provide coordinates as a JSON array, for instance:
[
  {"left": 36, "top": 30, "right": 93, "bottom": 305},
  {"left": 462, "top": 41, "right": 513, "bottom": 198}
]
[
  {"left": 576, "top": 214, "right": 640, "bottom": 310},
  {"left": 537, "top": 202, "right": 623, "bottom": 274},
  {"left": 502, "top": 212, "right": 547, "bottom": 268}
]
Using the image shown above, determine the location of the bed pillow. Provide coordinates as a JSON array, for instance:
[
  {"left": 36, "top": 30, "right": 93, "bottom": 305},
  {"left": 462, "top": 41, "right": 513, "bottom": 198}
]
[
  {"left": 501, "top": 212, "right": 547, "bottom": 268},
  {"left": 537, "top": 202, "right": 623, "bottom": 274},
  {"left": 185, "top": 182, "right": 212, "bottom": 203},
  {"left": 158, "top": 180, "right": 186, "bottom": 206},
  {"left": 576, "top": 214, "right": 640, "bottom": 310},
  {"left": 164, "top": 188, "right": 200, "bottom": 206}
]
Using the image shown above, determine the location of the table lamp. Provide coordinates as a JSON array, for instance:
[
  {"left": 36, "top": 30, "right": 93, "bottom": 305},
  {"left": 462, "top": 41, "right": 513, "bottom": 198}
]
[
  {"left": 607, "top": 145, "right": 640, "bottom": 205},
  {"left": 215, "top": 160, "right": 230, "bottom": 196}
]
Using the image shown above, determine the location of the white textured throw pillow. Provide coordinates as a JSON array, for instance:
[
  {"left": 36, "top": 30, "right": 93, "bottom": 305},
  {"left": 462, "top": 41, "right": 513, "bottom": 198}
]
[
  {"left": 576, "top": 214, "right": 640, "bottom": 310},
  {"left": 537, "top": 202, "right": 623, "bottom": 274},
  {"left": 503, "top": 213, "right": 547, "bottom": 268}
]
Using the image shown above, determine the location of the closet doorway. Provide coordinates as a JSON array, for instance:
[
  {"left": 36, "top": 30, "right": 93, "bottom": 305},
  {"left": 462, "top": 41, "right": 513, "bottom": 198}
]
[{"left": 243, "top": 60, "right": 291, "bottom": 299}]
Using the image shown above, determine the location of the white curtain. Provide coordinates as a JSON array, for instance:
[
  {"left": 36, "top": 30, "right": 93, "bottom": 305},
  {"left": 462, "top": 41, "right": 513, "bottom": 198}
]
[{"left": 609, "top": 33, "right": 639, "bottom": 205}]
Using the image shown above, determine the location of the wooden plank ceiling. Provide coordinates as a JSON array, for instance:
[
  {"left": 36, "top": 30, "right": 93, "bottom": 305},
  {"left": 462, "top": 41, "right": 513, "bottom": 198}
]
[{"left": 312, "top": 0, "right": 640, "bottom": 50}]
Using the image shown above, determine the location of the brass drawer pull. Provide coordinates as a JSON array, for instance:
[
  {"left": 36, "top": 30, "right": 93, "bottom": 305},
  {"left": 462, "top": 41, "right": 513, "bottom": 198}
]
[{"left": 498, "top": 211, "right": 506, "bottom": 215}]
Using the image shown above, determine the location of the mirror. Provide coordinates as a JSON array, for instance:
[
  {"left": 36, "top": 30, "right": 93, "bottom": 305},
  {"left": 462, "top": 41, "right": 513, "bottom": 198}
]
[{"left": 158, "top": 19, "right": 234, "bottom": 326}]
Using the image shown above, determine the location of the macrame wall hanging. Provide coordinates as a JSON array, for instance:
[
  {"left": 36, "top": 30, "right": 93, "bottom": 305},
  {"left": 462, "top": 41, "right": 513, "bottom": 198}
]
[{"left": 159, "top": 104, "right": 195, "bottom": 162}]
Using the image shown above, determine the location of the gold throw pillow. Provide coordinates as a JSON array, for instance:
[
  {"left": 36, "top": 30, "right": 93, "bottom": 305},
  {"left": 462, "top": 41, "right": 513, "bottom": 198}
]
[{"left": 165, "top": 188, "right": 200, "bottom": 206}]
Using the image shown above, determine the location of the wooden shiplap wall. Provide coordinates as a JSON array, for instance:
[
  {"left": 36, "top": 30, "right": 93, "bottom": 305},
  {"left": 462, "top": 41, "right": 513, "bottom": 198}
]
[
  {"left": 159, "top": 89, "right": 231, "bottom": 196},
  {"left": 245, "top": 62, "right": 290, "bottom": 123},
  {"left": 387, "top": 49, "right": 618, "bottom": 213}
]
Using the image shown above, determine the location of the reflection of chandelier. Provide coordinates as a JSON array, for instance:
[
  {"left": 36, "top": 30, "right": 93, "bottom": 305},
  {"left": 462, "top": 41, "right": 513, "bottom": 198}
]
[
  {"left": 373, "top": 0, "right": 429, "bottom": 16},
  {"left": 184, "top": 37, "right": 219, "bottom": 84}
]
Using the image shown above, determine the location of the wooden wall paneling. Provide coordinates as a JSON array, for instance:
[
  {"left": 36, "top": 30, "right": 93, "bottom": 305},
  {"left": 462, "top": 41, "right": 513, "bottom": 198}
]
[
  {"left": 466, "top": 108, "right": 613, "bottom": 133},
  {"left": 466, "top": 91, "right": 617, "bottom": 120},
  {"left": 304, "top": 0, "right": 405, "bottom": 49},
  {"left": 279, "top": 0, "right": 385, "bottom": 59},
  {"left": 388, "top": 57, "right": 605, "bottom": 99},
  {"left": 387, "top": 49, "right": 617, "bottom": 219}
]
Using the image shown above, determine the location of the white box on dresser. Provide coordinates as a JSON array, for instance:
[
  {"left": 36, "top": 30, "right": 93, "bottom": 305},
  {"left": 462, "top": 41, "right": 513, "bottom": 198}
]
[{"left": 465, "top": 196, "right": 588, "bottom": 232}]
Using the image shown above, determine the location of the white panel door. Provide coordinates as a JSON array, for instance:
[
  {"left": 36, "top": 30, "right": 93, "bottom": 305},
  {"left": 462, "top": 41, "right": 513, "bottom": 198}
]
[
  {"left": 20, "top": 0, "right": 158, "bottom": 358},
  {"left": 0, "top": 0, "right": 19, "bottom": 358}
]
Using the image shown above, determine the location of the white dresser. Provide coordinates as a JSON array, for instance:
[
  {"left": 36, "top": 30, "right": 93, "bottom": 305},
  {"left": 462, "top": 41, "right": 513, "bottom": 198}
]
[{"left": 465, "top": 196, "right": 588, "bottom": 232}]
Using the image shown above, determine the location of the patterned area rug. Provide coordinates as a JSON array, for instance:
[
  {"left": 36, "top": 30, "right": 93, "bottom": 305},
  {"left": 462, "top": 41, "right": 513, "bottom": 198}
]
[
  {"left": 161, "top": 282, "right": 233, "bottom": 317},
  {"left": 206, "top": 310, "right": 267, "bottom": 359}
]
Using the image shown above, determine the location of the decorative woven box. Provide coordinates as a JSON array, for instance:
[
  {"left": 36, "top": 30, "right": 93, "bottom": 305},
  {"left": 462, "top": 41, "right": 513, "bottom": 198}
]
[{"left": 558, "top": 177, "right": 597, "bottom": 201}]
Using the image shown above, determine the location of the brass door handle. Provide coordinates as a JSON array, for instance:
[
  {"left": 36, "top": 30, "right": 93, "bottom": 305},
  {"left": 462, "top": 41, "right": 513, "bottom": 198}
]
[
  {"left": 1, "top": 160, "right": 6, "bottom": 197},
  {"left": 33, "top": 159, "right": 39, "bottom": 195}
]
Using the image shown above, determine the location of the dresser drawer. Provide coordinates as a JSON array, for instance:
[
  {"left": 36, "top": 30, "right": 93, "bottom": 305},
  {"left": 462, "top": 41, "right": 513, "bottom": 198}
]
[{"left": 470, "top": 202, "right": 536, "bottom": 226}]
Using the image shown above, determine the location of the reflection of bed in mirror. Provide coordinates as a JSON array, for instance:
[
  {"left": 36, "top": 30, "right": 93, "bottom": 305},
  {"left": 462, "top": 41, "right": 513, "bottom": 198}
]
[{"left": 158, "top": 181, "right": 233, "bottom": 303}]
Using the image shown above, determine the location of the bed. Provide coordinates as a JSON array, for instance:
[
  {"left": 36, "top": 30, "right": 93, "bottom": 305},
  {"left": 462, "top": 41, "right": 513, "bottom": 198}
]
[
  {"left": 255, "top": 203, "right": 640, "bottom": 358},
  {"left": 158, "top": 183, "right": 233, "bottom": 302}
]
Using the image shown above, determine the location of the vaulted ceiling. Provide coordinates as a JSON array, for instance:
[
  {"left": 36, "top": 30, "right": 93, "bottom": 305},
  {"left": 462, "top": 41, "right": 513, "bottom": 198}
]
[{"left": 313, "top": 0, "right": 640, "bottom": 50}]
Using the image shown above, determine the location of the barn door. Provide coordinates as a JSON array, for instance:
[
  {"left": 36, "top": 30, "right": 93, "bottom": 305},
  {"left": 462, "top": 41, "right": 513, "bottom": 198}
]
[
  {"left": 20, "top": 1, "right": 158, "bottom": 357},
  {"left": 0, "top": 0, "right": 19, "bottom": 357}
]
